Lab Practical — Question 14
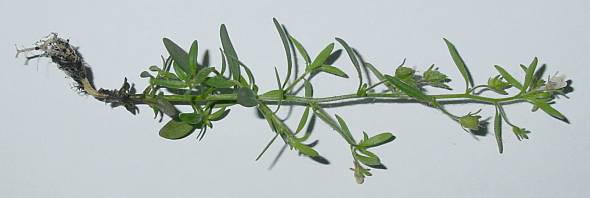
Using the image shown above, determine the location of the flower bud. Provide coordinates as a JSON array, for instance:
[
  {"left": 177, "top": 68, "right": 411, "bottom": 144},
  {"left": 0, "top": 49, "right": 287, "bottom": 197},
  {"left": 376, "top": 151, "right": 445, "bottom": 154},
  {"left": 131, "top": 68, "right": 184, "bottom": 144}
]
[
  {"left": 459, "top": 114, "right": 481, "bottom": 130},
  {"left": 487, "top": 75, "right": 511, "bottom": 94},
  {"left": 424, "top": 68, "right": 447, "bottom": 82},
  {"left": 395, "top": 66, "right": 415, "bottom": 79}
]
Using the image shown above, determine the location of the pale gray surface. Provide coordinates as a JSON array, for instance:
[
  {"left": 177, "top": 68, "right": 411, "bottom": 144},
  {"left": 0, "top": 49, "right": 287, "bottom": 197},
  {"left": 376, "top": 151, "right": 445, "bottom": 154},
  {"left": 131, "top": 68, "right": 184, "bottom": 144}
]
[{"left": 1, "top": 0, "right": 589, "bottom": 197}]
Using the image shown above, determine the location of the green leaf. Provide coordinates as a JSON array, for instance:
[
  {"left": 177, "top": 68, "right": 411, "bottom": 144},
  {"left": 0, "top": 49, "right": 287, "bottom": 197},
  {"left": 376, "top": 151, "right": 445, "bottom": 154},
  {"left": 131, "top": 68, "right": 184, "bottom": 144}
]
[
  {"left": 159, "top": 119, "right": 196, "bottom": 140},
  {"left": 292, "top": 141, "right": 319, "bottom": 157},
  {"left": 311, "top": 103, "right": 356, "bottom": 145},
  {"left": 308, "top": 43, "right": 334, "bottom": 71},
  {"left": 355, "top": 154, "right": 381, "bottom": 167},
  {"left": 494, "top": 65, "right": 523, "bottom": 90},
  {"left": 335, "top": 115, "right": 356, "bottom": 143},
  {"left": 354, "top": 149, "right": 382, "bottom": 167},
  {"left": 304, "top": 80, "right": 313, "bottom": 97},
  {"left": 384, "top": 75, "right": 435, "bottom": 103},
  {"left": 162, "top": 55, "right": 173, "bottom": 72},
  {"left": 273, "top": 67, "right": 282, "bottom": 89},
  {"left": 273, "top": 18, "right": 292, "bottom": 89},
  {"left": 172, "top": 62, "right": 189, "bottom": 81},
  {"left": 201, "top": 50, "right": 210, "bottom": 67},
  {"left": 209, "top": 108, "right": 230, "bottom": 121},
  {"left": 223, "top": 53, "right": 256, "bottom": 87},
  {"left": 149, "top": 65, "right": 161, "bottom": 71},
  {"left": 356, "top": 83, "right": 368, "bottom": 96},
  {"left": 289, "top": 35, "right": 311, "bottom": 64},
  {"left": 151, "top": 78, "right": 187, "bottom": 89},
  {"left": 188, "top": 40, "right": 199, "bottom": 75},
  {"left": 318, "top": 65, "right": 349, "bottom": 78},
  {"left": 335, "top": 38, "right": 363, "bottom": 89},
  {"left": 179, "top": 113, "right": 203, "bottom": 125},
  {"left": 261, "top": 89, "right": 283, "bottom": 98},
  {"left": 219, "top": 48, "right": 227, "bottom": 75},
  {"left": 523, "top": 57, "right": 538, "bottom": 91},
  {"left": 529, "top": 99, "right": 565, "bottom": 120},
  {"left": 155, "top": 95, "right": 179, "bottom": 117},
  {"left": 163, "top": 38, "right": 190, "bottom": 76},
  {"left": 220, "top": 24, "right": 241, "bottom": 81},
  {"left": 358, "top": 132, "right": 396, "bottom": 148},
  {"left": 157, "top": 71, "right": 180, "bottom": 80},
  {"left": 204, "top": 76, "right": 236, "bottom": 88},
  {"left": 194, "top": 67, "right": 217, "bottom": 84},
  {"left": 443, "top": 38, "right": 474, "bottom": 89},
  {"left": 257, "top": 103, "right": 290, "bottom": 139},
  {"left": 296, "top": 107, "right": 310, "bottom": 133},
  {"left": 140, "top": 71, "right": 153, "bottom": 78},
  {"left": 494, "top": 107, "right": 504, "bottom": 154},
  {"left": 237, "top": 87, "right": 258, "bottom": 107},
  {"left": 365, "top": 63, "right": 397, "bottom": 93},
  {"left": 256, "top": 134, "right": 279, "bottom": 161}
]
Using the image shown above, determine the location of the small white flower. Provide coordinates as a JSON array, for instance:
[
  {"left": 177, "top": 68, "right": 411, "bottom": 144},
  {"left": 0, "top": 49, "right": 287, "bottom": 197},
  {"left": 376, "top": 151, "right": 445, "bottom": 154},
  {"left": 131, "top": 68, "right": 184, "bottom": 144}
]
[{"left": 545, "top": 72, "right": 567, "bottom": 90}]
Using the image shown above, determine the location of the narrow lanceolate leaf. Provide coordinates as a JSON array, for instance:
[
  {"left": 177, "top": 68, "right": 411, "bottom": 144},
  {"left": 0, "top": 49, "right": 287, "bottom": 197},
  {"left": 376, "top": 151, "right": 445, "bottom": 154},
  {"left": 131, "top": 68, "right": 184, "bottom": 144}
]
[
  {"left": 220, "top": 24, "right": 241, "bottom": 81},
  {"left": 357, "top": 148, "right": 383, "bottom": 168},
  {"left": 318, "top": 65, "right": 349, "bottom": 78},
  {"left": 193, "top": 67, "right": 217, "bottom": 84},
  {"left": 172, "top": 62, "right": 189, "bottom": 81},
  {"left": 335, "top": 38, "right": 363, "bottom": 88},
  {"left": 210, "top": 108, "right": 230, "bottom": 121},
  {"left": 310, "top": 103, "right": 355, "bottom": 145},
  {"left": 188, "top": 40, "right": 199, "bottom": 75},
  {"left": 365, "top": 63, "right": 396, "bottom": 93},
  {"left": 289, "top": 35, "right": 311, "bottom": 64},
  {"left": 295, "top": 107, "right": 310, "bottom": 133},
  {"left": 335, "top": 115, "right": 356, "bottom": 144},
  {"left": 384, "top": 75, "right": 435, "bottom": 103},
  {"left": 443, "top": 38, "right": 474, "bottom": 89},
  {"left": 274, "top": 67, "right": 282, "bottom": 89},
  {"left": 256, "top": 134, "right": 279, "bottom": 161},
  {"left": 304, "top": 80, "right": 313, "bottom": 97},
  {"left": 354, "top": 153, "right": 381, "bottom": 167},
  {"left": 155, "top": 95, "right": 179, "bottom": 117},
  {"left": 163, "top": 38, "right": 190, "bottom": 75},
  {"left": 223, "top": 53, "right": 256, "bottom": 87},
  {"left": 358, "top": 132, "right": 395, "bottom": 148},
  {"left": 159, "top": 119, "right": 196, "bottom": 140},
  {"left": 529, "top": 99, "right": 566, "bottom": 120},
  {"left": 494, "top": 65, "right": 523, "bottom": 90},
  {"left": 205, "top": 76, "right": 236, "bottom": 88},
  {"left": 261, "top": 89, "right": 283, "bottom": 98},
  {"left": 257, "top": 103, "right": 293, "bottom": 141},
  {"left": 273, "top": 18, "right": 293, "bottom": 89},
  {"left": 494, "top": 107, "right": 504, "bottom": 154},
  {"left": 219, "top": 48, "right": 227, "bottom": 75},
  {"left": 292, "top": 141, "right": 319, "bottom": 157},
  {"left": 522, "top": 57, "right": 538, "bottom": 91},
  {"left": 151, "top": 78, "right": 187, "bottom": 89},
  {"left": 308, "top": 43, "right": 335, "bottom": 71}
]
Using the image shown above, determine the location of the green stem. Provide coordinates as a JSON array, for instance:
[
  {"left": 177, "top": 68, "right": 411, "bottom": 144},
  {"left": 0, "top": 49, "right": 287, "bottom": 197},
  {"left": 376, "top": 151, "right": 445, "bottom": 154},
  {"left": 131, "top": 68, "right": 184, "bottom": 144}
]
[{"left": 129, "top": 91, "right": 526, "bottom": 107}]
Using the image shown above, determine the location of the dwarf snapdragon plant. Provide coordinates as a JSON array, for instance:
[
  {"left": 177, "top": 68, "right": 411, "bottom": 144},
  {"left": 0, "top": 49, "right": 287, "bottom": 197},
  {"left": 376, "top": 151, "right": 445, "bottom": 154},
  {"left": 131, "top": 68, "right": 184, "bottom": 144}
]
[{"left": 16, "top": 18, "right": 572, "bottom": 184}]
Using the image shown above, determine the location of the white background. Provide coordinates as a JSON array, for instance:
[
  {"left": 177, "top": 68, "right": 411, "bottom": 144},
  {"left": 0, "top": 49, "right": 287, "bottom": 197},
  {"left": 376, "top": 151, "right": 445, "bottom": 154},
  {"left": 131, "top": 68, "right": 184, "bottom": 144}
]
[{"left": 1, "top": 0, "right": 589, "bottom": 197}]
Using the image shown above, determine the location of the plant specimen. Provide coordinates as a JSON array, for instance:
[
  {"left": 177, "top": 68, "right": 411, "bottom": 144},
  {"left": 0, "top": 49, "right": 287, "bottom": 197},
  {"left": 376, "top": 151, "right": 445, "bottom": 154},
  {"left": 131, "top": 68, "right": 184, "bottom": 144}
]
[{"left": 15, "top": 18, "right": 572, "bottom": 184}]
